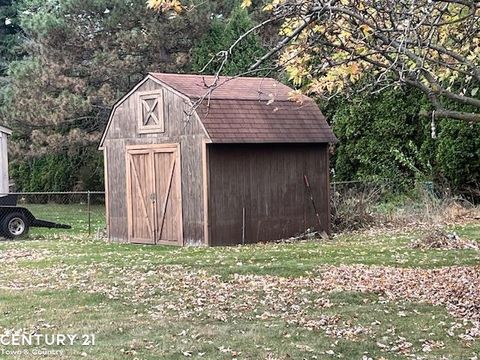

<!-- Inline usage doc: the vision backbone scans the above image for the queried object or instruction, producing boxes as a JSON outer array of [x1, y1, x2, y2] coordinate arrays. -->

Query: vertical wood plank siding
[[207, 143, 329, 246], [103, 79, 207, 245]]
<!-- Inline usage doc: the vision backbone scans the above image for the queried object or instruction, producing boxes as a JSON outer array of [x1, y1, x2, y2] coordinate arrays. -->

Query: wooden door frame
[[125, 143, 183, 245]]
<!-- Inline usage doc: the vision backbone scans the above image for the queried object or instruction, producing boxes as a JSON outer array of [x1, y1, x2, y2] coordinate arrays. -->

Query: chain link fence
[[5, 182, 399, 238], [3, 180, 465, 239], [330, 179, 479, 232], [9, 191, 106, 237]]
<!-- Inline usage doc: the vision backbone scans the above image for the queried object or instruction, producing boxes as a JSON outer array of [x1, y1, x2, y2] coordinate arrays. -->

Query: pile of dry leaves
[[317, 265, 480, 339], [411, 229, 479, 250]]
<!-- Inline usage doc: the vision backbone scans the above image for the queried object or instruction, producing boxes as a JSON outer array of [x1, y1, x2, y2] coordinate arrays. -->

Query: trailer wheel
[[1, 212, 29, 239]]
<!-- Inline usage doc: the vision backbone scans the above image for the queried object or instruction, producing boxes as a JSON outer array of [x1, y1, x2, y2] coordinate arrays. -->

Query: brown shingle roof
[[197, 100, 336, 143], [150, 73, 337, 144]]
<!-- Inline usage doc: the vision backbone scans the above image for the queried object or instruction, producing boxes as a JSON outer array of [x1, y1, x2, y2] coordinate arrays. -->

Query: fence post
[[87, 191, 91, 236]]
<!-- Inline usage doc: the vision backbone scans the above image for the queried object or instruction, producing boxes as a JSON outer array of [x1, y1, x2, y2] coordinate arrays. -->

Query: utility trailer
[[0, 194, 71, 239]]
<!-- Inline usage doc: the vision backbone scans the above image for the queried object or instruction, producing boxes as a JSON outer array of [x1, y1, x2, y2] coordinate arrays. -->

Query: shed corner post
[[202, 139, 210, 246], [103, 147, 110, 241], [326, 143, 332, 236], [0, 131, 9, 195]]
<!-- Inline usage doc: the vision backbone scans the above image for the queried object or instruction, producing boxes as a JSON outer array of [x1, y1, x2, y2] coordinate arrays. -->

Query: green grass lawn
[[0, 222, 479, 359], [15, 203, 105, 236]]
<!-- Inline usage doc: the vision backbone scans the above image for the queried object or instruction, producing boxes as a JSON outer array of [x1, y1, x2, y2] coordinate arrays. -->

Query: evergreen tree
[[331, 87, 429, 189], [0, 0, 21, 73], [1, 0, 215, 190], [0, 0, 23, 107], [191, 7, 266, 76]]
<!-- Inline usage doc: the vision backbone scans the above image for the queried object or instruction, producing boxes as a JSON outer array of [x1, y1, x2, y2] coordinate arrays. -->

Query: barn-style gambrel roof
[[150, 73, 337, 144], [100, 73, 336, 148]]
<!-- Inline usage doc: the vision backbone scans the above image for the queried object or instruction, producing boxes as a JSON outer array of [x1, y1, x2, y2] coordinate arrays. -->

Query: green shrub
[[328, 86, 479, 199], [331, 87, 428, 190], [10, 150, 103, 192], [435, 119, 480, 196]]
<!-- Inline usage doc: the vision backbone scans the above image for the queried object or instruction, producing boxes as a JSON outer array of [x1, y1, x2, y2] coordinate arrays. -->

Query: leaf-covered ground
[[0, 223, 479, 359]]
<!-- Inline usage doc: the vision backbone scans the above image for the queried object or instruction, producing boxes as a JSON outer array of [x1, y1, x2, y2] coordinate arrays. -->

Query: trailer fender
[[0, 206, 35, 224]]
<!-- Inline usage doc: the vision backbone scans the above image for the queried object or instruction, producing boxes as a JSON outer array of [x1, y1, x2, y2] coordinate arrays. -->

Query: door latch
[[149, 193, 156, 202]]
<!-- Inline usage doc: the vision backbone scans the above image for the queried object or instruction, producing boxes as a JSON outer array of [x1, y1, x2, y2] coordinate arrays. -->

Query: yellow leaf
[[172, 0, 183, 13], [147, 0, 183, 13], [339, 30, 351, 41], [288, 90, 304, 104], [349, 63, 360, 75], [312, 25, 325, 33], [263, 3, 273, 11], [241, 0, 252, 9], [359, 24, 373, 38], [147, 0, 162, 9]]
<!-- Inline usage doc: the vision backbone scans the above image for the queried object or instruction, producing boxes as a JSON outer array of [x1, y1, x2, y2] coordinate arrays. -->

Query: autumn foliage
[[150, 0, 480, 122]]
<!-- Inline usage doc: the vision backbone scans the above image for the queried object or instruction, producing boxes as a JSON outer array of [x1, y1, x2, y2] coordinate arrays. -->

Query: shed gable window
[[137, 90, 164, 133]]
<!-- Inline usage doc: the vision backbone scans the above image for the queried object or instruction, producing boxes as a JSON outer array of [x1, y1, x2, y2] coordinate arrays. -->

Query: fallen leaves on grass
[[2, 257, 480, 342], [2, 237, 480, 358], [0, 247, 50, 263], [317, 265, 480, 338]]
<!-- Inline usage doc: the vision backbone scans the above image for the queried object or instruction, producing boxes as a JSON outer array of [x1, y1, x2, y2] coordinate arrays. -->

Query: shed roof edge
[[0, 125, 12, 135]]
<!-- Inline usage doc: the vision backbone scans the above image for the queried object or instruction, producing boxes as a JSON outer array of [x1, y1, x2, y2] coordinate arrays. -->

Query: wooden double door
[[126, 144, 182, 245]]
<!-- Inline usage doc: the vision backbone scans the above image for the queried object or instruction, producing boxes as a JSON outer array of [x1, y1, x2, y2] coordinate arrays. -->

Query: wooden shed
[[99, 73, 337, 246], [0, 125, 11, 195]]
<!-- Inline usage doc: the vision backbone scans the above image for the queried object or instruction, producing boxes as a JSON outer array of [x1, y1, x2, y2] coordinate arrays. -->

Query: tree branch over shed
[[149, 0, 480, 122]]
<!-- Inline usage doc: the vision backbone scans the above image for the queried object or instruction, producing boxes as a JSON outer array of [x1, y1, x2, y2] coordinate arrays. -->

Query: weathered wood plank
[[208, 143, 330, 246], [103, 79, 207, 245]]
